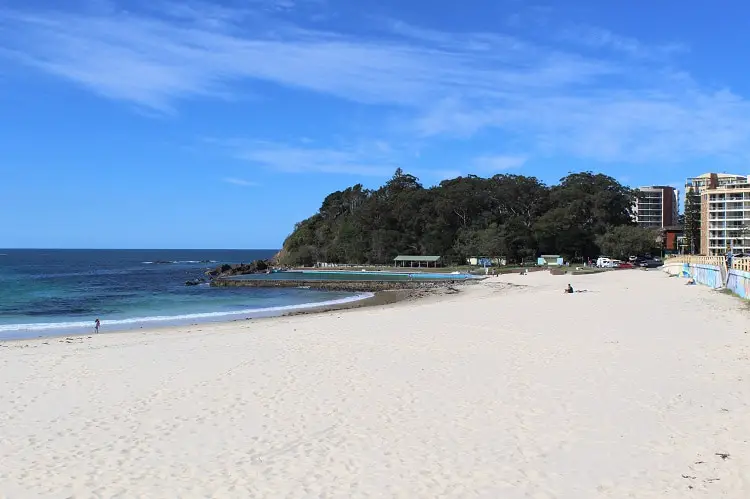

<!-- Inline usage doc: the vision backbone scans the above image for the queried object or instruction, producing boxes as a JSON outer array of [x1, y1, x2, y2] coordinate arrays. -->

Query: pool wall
[[212, 277, 481, 292], [295, 270, 477, 279]]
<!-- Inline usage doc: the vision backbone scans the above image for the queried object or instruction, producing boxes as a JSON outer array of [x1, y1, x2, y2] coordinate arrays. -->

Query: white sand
[[1, 270, 749, 498]]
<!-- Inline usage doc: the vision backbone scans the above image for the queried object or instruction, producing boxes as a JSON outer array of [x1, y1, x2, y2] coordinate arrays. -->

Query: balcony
[[708, 208, 747, 213], [710, 214, 747, 220]]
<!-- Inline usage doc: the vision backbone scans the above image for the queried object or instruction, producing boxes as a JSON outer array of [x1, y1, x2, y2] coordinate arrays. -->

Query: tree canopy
[[279, 170, 640, 266], [683, 188, 701, 254], [595, 226, 661, 259]]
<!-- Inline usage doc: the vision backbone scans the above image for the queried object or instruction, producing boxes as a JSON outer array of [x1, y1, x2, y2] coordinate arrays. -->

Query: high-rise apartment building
[[633, 186, 678, 228], [685, 172, 749, 195], [684, 173, 749, 254], [700, 175, 750, 255]]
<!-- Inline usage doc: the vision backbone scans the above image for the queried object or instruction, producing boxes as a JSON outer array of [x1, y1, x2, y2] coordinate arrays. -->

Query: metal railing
[[666, 255, 724, 266], [667, 255, 750, 272]]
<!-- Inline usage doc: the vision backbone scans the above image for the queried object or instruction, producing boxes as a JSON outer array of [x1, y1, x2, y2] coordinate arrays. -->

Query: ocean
[[0, 249, 369, 340]]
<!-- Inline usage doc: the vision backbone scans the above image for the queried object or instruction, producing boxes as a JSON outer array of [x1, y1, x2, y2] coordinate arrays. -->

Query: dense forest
[[278, 169, 661, 266]]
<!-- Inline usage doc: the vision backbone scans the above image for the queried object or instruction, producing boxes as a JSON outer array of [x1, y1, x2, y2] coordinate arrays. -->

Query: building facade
[[686, 172, 749, 195], [633, 186, 678, 228], [684, 173, 749, 255], [661, 226, 684, 254], [702, 178, 750, 255]]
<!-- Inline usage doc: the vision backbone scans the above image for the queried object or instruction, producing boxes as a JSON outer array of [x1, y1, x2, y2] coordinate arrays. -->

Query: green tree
[[535, 172, 635, 259], [595, 226, 660, 259], [278, 169, 637, 266], [683, 189, 701, 254]]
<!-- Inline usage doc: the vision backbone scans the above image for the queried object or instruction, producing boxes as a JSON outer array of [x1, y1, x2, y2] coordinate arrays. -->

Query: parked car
[[615, 262, 635, 269], [596, 256, 613, 268], [638, 258, 663, 268]]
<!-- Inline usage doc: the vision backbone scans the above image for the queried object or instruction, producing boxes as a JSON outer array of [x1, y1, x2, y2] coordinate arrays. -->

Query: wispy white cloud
[[472, 155, 527, 172], [215, 139, 399, 176], [213, 138, 466, 181], [504, 4, 554, 30], [1, 1, 749, 167], [415, 88, 750, 163], [223, 177, 258, 187], [0, 4, 619, 110], [558, 25, 688, 60]]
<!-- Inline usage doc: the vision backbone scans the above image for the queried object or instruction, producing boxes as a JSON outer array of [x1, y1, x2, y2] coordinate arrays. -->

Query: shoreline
[[0, 285, 460, 345]]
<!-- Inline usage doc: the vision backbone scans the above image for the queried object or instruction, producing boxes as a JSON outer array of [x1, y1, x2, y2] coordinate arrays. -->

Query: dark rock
[[206, 259, 273, 278]]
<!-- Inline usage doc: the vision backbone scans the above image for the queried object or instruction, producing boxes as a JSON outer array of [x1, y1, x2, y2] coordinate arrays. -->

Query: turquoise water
[[0, 250, 370, 340], [230, 270, 478, 282]]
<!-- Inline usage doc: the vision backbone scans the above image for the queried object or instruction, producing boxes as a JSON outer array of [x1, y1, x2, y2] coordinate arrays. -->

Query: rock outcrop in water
[[206, 259, 272, 278]]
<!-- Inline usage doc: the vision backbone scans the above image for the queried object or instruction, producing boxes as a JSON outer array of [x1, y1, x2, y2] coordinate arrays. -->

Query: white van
[[596, 256, 613, 268]]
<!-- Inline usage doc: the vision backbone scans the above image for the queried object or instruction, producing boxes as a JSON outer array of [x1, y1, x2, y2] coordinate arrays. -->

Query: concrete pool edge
[[212, 277, 485, 292]]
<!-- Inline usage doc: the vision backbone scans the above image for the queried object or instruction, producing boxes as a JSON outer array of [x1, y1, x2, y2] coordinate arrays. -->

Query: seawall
[[727, 268, 750, 299], [663, 256, 750, 299], [211, 278, 481, 292], [662, 261, 724, 289]]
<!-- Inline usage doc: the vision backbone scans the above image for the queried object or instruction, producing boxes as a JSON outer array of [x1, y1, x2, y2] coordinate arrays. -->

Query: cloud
[[223, 177, 258, 187], [558, 25, 688, 60], [472, 155, 527, 172], [215, 138, 461, 181], [215, 139, 398, 176], [0, 4, 619, 111], [1, 2, 749, 166], [503, 4, 554, 30], [415, 88, 750, 163]]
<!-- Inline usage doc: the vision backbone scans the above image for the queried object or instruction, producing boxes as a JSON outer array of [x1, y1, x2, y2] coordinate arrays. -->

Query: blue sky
[[1, 0, 749, 248]]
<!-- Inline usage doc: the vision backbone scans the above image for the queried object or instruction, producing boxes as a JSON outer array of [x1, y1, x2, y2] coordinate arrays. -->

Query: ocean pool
[[228, 270, 479, 282]]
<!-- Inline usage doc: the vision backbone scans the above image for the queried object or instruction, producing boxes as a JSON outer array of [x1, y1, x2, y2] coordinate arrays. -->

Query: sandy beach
[[1, 270, 748, 498]]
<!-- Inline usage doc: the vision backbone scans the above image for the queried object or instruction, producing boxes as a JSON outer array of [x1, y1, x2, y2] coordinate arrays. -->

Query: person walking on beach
[[94, 318, 100, 334]]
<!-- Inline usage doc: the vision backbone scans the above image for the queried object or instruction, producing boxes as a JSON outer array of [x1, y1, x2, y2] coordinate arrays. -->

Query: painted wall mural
[[662, 258, 749, 300], [662, 262, 726, 290], [727, 269, 750, 299], [691, 264, 723, 289]]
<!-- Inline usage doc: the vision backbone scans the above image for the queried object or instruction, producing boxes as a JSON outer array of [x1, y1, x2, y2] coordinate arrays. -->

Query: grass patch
[[717, 288, 750, 311]]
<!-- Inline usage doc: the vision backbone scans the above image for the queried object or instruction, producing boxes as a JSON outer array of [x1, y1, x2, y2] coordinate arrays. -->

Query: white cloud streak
[[558, 25, 688, 60], [472, 155, 527, 172], [0, 1, 749, 166], [223, 177, 258, 186], [215, 139, 399, 176], [0, 4, 620, 110]]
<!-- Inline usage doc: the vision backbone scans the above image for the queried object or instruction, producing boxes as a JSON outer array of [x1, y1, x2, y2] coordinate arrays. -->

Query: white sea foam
[[0, 292, 374, 334]]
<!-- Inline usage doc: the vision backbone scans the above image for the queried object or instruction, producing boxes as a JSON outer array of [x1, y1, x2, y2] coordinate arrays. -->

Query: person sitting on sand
[[564, 284, 574, 293], [685, 278, 696, 285]]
